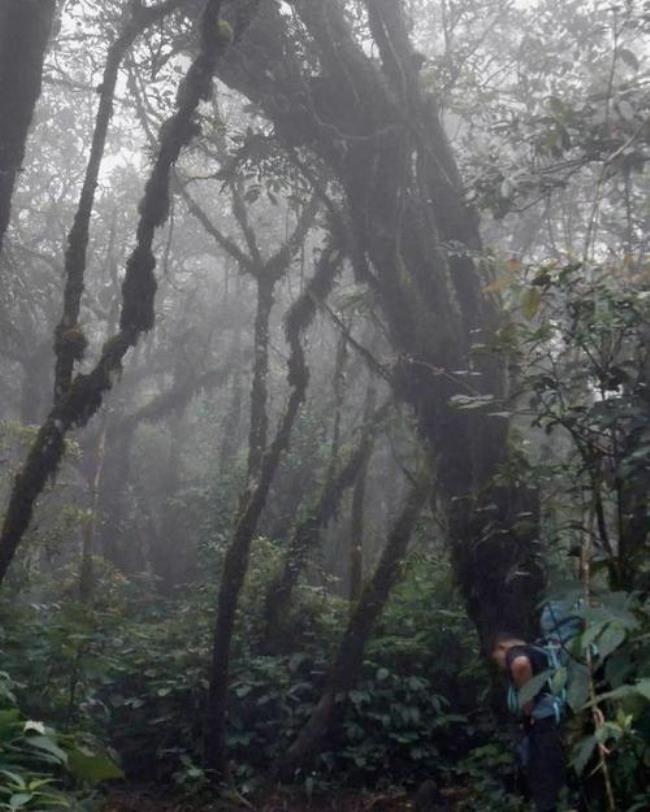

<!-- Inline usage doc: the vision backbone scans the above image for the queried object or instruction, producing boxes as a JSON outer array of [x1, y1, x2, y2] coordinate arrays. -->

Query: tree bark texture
[[0, 0, 55, 255], [349, 385, 378, 605], [278, 471, 430, 777], [218, 0, 544, 645], [79, 412, 109, 602], [0, 0, 257, 586], [53, 0, 188, 404]]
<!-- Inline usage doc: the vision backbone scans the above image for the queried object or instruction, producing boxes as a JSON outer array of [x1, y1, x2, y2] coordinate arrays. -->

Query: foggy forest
[[1, 0, 649, 810]]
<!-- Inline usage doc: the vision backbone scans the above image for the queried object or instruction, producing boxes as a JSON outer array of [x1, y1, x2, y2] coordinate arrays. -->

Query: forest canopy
[[0, 1, 649, 810]]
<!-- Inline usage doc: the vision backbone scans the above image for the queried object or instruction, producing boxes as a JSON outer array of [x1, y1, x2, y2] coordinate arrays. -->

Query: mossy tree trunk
[[53, 0, 188, 404], [218, 0, 544, 646], [0, 0, 55, 255]]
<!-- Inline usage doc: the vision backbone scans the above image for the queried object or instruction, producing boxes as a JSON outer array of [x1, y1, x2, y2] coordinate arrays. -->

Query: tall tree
[[0, 0, 56, 254], [217, 0, 544, 644]]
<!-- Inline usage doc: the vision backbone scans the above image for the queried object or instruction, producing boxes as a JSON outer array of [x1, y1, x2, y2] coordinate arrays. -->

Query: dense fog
[[1, 2, 649, 810]]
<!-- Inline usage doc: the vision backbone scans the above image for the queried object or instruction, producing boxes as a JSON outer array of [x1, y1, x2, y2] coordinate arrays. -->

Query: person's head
[[490, 631, 526, 671]]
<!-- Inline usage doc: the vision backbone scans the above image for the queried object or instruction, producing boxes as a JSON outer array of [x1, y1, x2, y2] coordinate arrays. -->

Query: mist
[[1, 1, 649, 810]]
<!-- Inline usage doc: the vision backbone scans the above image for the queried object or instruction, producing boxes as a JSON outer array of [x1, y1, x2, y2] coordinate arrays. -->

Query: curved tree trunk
[[0, 0, 55, 255], [247, 275, 273, 477]]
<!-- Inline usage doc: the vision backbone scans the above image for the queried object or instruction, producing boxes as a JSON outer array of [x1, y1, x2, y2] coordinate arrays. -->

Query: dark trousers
[[523, 717, 566, 812]]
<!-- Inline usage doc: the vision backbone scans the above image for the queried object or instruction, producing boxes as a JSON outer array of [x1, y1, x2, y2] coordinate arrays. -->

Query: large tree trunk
[[0, 0, 55, 255], [218, 0, 544, 646]]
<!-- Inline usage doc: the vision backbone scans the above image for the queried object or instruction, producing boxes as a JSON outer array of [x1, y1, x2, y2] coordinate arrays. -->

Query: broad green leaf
[[595, 624, 627, 660], [67, 749, 124, 783], [25, 736, 67, 764], [8, 794, 32, 809], [550, 666, 567, 695], [0, 711, 22, 740], [605, 652, 633, 687], [517, 669, 552, 707], [0, 772, 25, 790], [572, 734, 596, 775], [567, 664, 590, 712], [583, 681, 650, 707], [580, 620, 607, 651], [595, 722, 622, 745], [521, 287, 542, 320], [634, 679, 650, 701]]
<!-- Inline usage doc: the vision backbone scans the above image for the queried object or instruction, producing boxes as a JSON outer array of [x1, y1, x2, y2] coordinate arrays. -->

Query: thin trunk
[[583, 505, 616, 812], [263, 398, 390, 644], [96, 422, 133, 573], [79, 412, 109, 602], [152, 408, 184, 590], [278, 471, 430, 776], [247, 275, 273, 478], [327, 332, 349, 473], [204, 246, 341, 776], [349, 385, 377, 605], [0, 0, 55, 254]]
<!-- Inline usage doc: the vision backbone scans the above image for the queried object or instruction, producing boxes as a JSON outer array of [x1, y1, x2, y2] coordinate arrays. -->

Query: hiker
[[492, 632, 567, 812]]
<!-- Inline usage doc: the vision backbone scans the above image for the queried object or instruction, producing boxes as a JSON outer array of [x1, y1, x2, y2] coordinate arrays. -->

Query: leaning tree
[[213, 0, 545, 646]]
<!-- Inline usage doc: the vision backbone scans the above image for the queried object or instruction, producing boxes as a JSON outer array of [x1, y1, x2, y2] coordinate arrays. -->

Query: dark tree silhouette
[[0, 0, 56, 254]]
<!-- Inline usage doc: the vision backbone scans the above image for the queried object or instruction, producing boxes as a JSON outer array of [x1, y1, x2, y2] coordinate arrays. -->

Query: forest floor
[[102, 785, 427, 811]]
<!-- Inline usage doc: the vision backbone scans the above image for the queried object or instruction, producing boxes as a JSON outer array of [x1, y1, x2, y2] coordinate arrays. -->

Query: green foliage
[[568, 591, 650, 803], [481, 254, 650, 807], [0, 671, 119, 810], [215, 20, 233, 46], [0, 547, 496, 797], [453, 741, 525, 811]]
